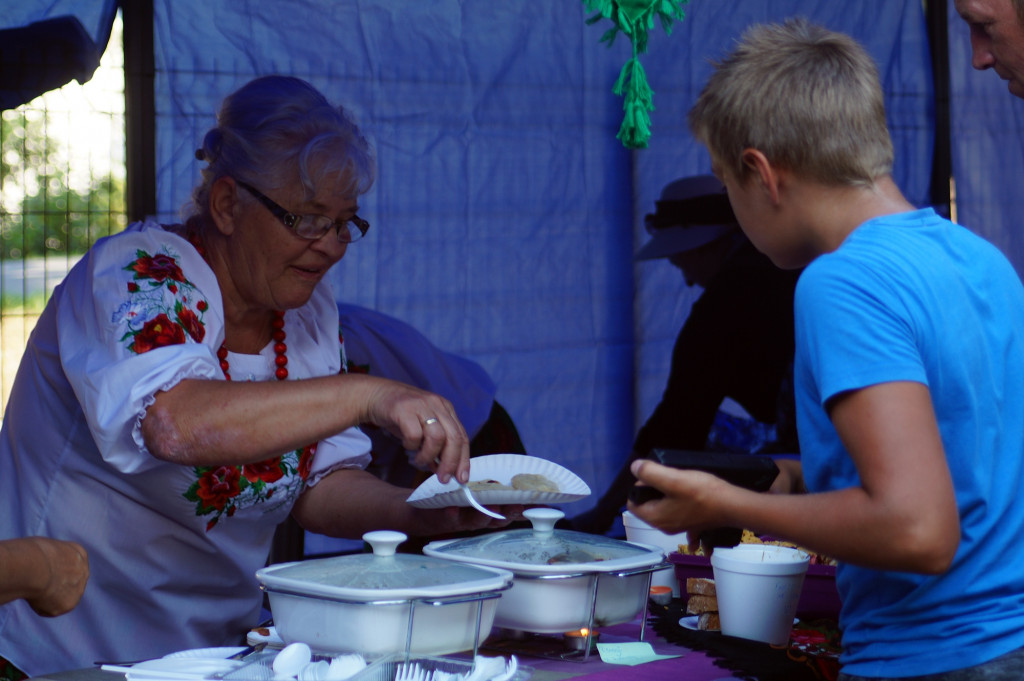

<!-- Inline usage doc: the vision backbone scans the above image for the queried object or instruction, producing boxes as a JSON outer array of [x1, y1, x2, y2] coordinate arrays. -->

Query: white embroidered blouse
[[0, 220, 371, 674]]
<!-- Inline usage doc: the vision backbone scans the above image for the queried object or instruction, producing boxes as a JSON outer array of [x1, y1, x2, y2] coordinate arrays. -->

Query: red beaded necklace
[[186, 227, 319, 473], [216, 310, 289, 381], [187, 230, 288, 382]]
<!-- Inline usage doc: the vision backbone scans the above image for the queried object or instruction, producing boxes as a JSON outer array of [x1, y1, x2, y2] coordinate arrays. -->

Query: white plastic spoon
[[459, 482, 505, 520], [433, 458, 505, 520]]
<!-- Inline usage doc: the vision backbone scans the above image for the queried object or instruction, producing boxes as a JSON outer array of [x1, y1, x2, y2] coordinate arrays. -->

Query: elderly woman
[[0, 75, 515, 676]]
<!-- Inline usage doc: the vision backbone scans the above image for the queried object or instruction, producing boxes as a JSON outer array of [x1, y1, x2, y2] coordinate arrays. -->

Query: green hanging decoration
[[582, 0, 690, 149]]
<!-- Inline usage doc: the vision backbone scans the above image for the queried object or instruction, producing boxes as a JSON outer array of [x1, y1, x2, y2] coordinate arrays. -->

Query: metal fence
[[0, 15, 126, 410]]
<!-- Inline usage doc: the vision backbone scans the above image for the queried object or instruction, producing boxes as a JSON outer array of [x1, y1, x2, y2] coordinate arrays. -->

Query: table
[[27, 602, 836, 681], [28, 645, 742, 681], [470, 599, 839, 681], [483, 616, 749, 681]]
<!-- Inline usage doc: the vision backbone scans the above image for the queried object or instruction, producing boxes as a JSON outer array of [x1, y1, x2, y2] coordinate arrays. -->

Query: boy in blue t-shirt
[[629, 18, 1024, 679]]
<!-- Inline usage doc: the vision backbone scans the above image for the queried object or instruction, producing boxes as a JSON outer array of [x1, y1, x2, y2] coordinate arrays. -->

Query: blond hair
[[688, 18, 892, 187]]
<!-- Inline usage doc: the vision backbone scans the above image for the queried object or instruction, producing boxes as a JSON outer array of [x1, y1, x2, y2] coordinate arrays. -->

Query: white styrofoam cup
[[710, 544, 809, 645]]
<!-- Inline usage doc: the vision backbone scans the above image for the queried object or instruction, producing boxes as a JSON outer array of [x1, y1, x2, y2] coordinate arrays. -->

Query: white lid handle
[[524, 507, 563, 535], [363, 530, 407, 556]]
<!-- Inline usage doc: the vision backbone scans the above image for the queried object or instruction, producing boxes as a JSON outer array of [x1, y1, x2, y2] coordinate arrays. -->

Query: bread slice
[[685, 595, 719, 614], [697, 612, 721, 631], [686, 577, 717, 597]]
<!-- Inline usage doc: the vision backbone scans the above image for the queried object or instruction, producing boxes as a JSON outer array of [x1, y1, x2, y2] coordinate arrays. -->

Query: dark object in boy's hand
[[628, 449, 780, 549]]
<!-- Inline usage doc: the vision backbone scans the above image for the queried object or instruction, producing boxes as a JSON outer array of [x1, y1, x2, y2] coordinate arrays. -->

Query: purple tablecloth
[[482, 616, 746, 681], [482, 602, 839, 681]]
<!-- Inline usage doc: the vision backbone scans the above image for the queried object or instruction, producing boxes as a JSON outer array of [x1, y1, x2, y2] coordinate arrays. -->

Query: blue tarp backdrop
[[148, 0, 937, 535], [3, 1, 1023, 545]]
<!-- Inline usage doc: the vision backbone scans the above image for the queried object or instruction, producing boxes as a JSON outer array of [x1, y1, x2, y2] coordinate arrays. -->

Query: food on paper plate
[[511, 473, 560, 493], [466, 479, 514, 491], [464, 472, 561, 494]]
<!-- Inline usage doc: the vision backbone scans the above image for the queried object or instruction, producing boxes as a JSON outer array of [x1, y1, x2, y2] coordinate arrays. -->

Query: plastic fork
[[396, 662, 434, 681], [429, 672, 461, 681]]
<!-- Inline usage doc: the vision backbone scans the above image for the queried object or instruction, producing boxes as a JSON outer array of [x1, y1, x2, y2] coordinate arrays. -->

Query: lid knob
[[363, 530, 407, 556], [524, 507, 563, 535]]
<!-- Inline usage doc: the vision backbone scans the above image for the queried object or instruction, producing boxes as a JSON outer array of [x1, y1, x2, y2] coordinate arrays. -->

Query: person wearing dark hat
[[569, 175, 802, 535]]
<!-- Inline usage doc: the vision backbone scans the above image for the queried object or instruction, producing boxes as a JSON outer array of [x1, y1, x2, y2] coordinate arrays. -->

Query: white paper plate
[[406, 454, 591, 509], [678, 615, 705, 631], [163, 646, 247, 659]]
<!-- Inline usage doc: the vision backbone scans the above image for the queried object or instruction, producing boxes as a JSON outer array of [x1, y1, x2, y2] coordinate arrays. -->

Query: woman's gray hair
[[688, 17, 893, 188], [187, 75, 375, 223]]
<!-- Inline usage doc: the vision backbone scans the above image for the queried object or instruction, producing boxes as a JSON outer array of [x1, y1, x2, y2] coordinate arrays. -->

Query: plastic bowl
[[621, 511, 687, 596]]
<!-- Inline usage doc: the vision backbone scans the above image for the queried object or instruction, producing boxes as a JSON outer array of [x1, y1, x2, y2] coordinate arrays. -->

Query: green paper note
[[596, 641, 682, 665]]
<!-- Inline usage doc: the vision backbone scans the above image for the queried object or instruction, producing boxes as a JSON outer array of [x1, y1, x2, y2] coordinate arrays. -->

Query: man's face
[[668, 244, 724, 289], [955, 0, 1024, 98]]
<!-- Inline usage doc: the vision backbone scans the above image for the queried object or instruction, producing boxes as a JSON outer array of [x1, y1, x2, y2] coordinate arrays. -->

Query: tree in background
[[0, 108, 125, 262]]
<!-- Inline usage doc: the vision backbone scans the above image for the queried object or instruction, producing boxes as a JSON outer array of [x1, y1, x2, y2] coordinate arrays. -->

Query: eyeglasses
[[237, 180, 369, 244]]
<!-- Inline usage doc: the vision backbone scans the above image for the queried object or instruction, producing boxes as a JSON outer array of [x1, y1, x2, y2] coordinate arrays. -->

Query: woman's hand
[[362, 378, 470, 484]]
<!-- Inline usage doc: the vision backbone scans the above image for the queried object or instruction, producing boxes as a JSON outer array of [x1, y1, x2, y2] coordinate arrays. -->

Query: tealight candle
[[563, 628, 600, 651], [649, 585, 673, 605]]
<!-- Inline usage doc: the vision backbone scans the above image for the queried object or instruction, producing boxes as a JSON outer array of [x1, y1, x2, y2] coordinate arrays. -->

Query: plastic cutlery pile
[[102, 645, 519, 681], [397, 655, 518, 681], [269, 643, 367, 680], [102, 643, 367, 681]]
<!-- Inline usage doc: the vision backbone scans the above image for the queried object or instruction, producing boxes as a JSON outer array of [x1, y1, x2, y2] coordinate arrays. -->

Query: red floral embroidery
[[243, 457, 286, 484], [131, 253, 185, 283], [176, 305, 205, 343], [117, 246, 309, 533], [298, 444, 317, 480], [346, 361, 370, 374], [119, 249, 208, 356], [186, 446, 313, 532], [130, 313, 186, 353], [196, 466, 242, 512]]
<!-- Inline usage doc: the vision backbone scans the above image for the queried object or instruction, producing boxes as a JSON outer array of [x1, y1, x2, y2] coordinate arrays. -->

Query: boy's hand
[[626, 459, 733, 537]]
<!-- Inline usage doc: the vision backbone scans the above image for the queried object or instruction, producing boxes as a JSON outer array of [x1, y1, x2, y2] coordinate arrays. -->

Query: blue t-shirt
[[795, 208, 1024, 676]]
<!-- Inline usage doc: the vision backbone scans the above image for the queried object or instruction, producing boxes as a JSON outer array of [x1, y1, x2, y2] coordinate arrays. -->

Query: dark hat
[[634, 175, 739, 261]]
